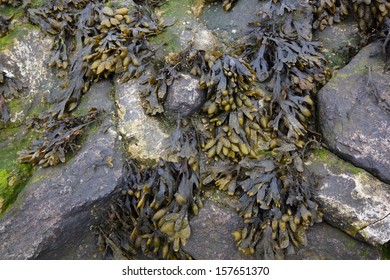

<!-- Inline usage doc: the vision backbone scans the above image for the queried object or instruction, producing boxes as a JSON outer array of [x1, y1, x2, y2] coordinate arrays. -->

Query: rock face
[[164, 74, 206, 118], [318, 41, 390, 184], [115, 79, 170, 162], [0, 82, 125, 260], [304, 148, 390, 246]]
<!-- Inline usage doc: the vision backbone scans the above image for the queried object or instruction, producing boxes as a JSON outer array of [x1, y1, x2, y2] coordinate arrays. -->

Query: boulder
[[0, 81, 125, 260], [164, 74, 206, 118], [115, 79, 170, 162], [318, 41, 390, 184], [304, 148, 390, 246]]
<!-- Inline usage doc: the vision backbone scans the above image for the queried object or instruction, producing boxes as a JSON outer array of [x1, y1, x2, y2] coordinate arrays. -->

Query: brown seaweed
[[97, 158, 202, 260], [28, 1, 164, 117], [17, 109, 98, 167]]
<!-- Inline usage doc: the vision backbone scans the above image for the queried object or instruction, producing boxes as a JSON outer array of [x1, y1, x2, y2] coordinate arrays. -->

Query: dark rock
[[164, 74, 206, 118], [0, 82, 125, 260], [314, 18, 362, 68], [184, 189, 255, 260], [318, 41, 390, 184], [289, 222, 381, 260], [304, 148, 390, 246]]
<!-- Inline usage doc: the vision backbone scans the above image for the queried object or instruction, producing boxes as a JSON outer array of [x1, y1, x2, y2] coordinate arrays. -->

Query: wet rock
[[0, 82, 124, 260], [304, 148, 390, 246], [164, 74, 205, 118], [318, 41, 390, 184], [314, 18, 362, 68], [184, 188, 255, 260], [289, 222, 381, 260], [0, 26, 60, 124], [115, 79, 170, 162]]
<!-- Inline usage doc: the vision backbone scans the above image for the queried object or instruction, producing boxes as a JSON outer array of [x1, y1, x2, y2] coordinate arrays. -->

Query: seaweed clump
[[0, 65, 25, 123], [17, 109, 98, 167], [27, 0, 165, 117], [310, 0, 390, 32], [97, 119, 203, 259]]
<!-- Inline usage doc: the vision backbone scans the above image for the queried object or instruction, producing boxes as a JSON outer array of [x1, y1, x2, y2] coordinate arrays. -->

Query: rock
[[192, 29, 220, 52], [304, 148, 390, 246], [183, 188, 255, 260], [115, 79, 170, 162], [318, 41, 390, 184], [289, 222, 381, 260], [0, 26, 60, 124], [164, 74, 205, 118], [0, 81, 125, 259], [314, 18, 362, 68]]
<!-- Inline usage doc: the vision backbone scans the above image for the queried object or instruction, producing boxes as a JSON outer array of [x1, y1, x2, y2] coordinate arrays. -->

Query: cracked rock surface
[[304, 148, 390, 246]]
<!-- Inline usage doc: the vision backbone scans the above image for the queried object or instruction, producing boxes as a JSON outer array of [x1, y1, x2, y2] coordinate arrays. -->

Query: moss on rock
[[0, 128, 35, 215], [312, 148, 363, 175]]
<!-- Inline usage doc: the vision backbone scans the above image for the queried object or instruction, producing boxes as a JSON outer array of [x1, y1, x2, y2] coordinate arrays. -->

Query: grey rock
[[164, 74, 206, 118], [289, 222, 381, 260], [304, 148, 390, 246], [115, 79, 170, 162], [0, 83, 124, 260], [318, 41, 390, 183], [314, 18, 362, 68], [0, 27, 60, 124], [184, 189, 255, 260]]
